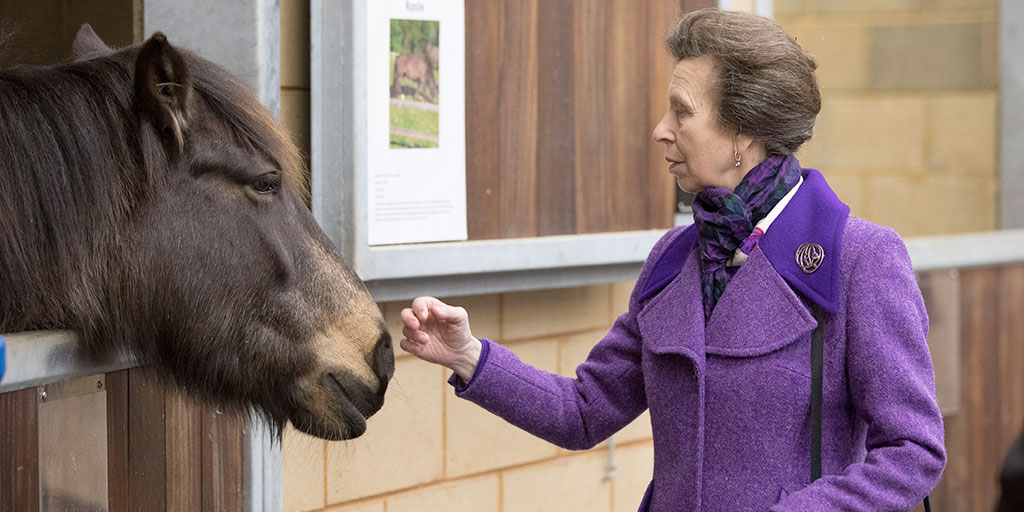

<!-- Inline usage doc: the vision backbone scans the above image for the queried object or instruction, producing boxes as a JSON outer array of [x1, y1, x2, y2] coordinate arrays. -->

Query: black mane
[[0, 45, 302, 340]]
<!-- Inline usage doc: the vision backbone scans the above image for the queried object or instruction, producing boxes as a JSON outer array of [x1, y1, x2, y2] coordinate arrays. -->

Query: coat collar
[[637, 167, 849, 358], [758, 168, 849, 314]]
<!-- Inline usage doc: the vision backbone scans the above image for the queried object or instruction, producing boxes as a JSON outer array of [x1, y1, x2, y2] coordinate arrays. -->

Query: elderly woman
[[401, 8, 945, 511]]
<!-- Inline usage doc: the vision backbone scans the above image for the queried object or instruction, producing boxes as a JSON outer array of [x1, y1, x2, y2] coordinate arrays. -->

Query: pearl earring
[[734, 151, 741, 167]]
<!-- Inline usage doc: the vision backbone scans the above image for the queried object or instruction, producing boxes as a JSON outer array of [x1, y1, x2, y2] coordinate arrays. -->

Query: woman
[[401, 9, 945, 511]]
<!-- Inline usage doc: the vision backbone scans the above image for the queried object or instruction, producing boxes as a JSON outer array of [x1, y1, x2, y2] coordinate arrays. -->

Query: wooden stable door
[[0, 368, 243, 512]]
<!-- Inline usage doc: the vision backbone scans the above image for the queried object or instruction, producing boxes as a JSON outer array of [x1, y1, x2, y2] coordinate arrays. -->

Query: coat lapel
[[638, 245, 707, 366], [704, 246, 816, 356]]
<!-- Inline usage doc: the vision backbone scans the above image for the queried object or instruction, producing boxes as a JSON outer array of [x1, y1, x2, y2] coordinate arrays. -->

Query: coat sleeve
[[772, 226, 947, 511], [446, 227, 686, 450]]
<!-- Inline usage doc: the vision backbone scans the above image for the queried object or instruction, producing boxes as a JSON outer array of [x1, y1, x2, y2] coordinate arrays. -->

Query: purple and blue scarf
[[692, 155, 803, 320]]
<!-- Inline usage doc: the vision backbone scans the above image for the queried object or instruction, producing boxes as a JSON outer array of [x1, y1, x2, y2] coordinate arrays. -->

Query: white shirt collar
[[728, 175, 804, 267]]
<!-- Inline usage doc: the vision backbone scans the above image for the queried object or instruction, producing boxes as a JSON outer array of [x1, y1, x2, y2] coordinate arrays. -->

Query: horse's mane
[[0, 43, 305, 336]]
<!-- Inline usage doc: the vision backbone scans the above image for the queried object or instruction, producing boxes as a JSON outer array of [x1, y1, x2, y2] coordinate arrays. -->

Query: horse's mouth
[[290, 372, 378, 440]]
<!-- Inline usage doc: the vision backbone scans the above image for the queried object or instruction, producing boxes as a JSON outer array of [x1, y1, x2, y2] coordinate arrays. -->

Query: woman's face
[[653, 56, 747, 194]]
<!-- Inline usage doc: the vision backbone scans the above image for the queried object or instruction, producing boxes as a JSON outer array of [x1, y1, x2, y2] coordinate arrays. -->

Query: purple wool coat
[[450, 169, 946, 511]]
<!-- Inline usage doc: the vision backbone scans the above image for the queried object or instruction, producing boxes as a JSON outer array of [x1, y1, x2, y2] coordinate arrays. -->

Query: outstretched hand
[[400, 297, 483, 381]]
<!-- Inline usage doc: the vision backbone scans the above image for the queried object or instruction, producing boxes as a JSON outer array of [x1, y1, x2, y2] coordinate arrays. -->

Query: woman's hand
[[400, 297, 482, 381]]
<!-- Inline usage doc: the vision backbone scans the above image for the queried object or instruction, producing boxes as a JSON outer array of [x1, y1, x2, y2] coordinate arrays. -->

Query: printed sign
[[367, 0, 467, 246]]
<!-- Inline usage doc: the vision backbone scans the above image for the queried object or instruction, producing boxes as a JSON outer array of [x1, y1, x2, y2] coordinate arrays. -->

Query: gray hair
[[665, 8, 821, 156]]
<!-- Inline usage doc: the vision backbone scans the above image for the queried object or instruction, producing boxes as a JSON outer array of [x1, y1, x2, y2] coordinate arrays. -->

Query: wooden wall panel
[[127, 367, 168, 512], [107, 370, 130, 512], [166, 392, 203, 511], [534, 0, 576, 236], [572, 0, 612, 234], [201, 410, 243, 511], [0, 387, 39, 512], [464, 0, 708, 240], [464, 0, 503, 240], [920, 264, 1024, 512], [497, 0, 539, 239]]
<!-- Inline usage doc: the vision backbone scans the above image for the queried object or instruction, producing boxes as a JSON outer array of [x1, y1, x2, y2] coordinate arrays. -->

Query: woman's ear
[[134, 32, 193, 155], [71, 24, 112, 61]]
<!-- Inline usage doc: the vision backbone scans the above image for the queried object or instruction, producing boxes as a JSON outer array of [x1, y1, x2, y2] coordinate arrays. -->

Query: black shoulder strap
[[809, 304, 932, 511]]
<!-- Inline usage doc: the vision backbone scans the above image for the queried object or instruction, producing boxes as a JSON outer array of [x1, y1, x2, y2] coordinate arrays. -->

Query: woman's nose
[[652, 112, 673, 144]]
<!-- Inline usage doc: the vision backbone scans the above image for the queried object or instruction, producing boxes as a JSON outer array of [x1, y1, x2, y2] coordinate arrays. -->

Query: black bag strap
[[809, 305, 932, 512], [811, 304, 824, 482]]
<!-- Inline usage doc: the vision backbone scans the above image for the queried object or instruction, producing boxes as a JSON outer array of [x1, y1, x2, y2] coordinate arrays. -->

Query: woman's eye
[[252, 173, 280, 194]]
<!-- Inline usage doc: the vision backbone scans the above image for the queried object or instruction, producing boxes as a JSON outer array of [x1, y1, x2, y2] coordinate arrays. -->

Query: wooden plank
[[201, 409, 244, 511], [127, 367, 167, 512], [464, 0, 503, 240], [998, 264, 1024, 451], [572, 0, 611, 233], [960, 267, 1003, 511], [680, 0, 716, 11], [534, 0, 576, 236], [107, 370, 130, 512], [647, 0, 683, 230], [607, 0, 653, 232], [0, 387, 39, 512], [497, 0, 539, 239], [165, 392, 202, 512]]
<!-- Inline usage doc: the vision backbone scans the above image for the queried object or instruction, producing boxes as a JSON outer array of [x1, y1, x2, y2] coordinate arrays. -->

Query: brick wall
[[777, 0, 999, 236]]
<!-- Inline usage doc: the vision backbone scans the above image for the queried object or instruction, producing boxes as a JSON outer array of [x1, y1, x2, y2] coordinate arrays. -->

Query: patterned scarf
[[692, 155, 803, 320]]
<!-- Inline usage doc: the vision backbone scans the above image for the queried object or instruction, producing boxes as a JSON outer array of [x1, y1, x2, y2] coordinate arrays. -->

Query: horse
[[0, 25, 394, 441], [390, 51, 438, 103]]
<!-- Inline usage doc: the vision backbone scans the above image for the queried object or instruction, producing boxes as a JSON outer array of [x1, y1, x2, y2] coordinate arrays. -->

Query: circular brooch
[[796, 243, 825, 274]]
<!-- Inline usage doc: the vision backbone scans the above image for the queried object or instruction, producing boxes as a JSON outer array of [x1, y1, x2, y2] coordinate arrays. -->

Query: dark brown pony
[[390, 50, 438, 103], [0, 26, 393, 441]]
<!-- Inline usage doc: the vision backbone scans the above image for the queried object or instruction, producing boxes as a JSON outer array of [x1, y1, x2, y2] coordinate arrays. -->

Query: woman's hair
[[665, 8, 820, 156]]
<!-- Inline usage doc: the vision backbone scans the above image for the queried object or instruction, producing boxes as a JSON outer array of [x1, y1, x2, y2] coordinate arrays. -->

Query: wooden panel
[[127, 367, 167, 512], [464, 0, 502, 240], [534, 0, 576, 236], [464, 0, 703, 240], [201, 409, 243, 511], [961, 267, 1003, 511], [647, 0, 685, 229], [0, 387, 39, 512], [107, 370, 130, 512], [997, 264, 1024, 452], [497, 0, 539, 239], [166, 392, 202, 511], [572, 0, 612, 234], [923, 264, 1024, 512]]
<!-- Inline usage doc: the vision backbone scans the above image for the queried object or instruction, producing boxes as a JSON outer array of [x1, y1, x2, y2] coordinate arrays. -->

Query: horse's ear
[[134, 32, 193, 154], [72, 24, 112, 61]]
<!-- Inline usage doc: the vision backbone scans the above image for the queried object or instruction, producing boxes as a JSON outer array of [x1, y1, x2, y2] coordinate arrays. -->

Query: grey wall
[[143, 0, 280, 117], [1002, 0, 1024, 229]]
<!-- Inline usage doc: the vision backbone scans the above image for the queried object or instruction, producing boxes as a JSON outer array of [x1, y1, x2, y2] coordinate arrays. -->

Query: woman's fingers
[[411, 296, 440, 322], [400, 307, 420, 330]]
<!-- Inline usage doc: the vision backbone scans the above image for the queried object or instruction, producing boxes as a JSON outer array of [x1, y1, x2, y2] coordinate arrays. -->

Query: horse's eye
[[252, 173, 280, 194]]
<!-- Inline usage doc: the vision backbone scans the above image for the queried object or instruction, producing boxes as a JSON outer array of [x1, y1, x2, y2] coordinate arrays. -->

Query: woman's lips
[[668, 161, 685, 173]]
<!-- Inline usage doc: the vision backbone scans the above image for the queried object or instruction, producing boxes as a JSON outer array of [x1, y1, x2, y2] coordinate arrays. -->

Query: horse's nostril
[[372, 329, 395, 383]]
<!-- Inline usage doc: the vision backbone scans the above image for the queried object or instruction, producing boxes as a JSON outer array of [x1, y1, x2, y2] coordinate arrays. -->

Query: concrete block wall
[[777, 0, 1000, 236]]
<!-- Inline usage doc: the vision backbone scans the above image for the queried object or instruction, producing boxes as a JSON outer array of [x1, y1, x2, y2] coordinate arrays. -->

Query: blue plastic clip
[[0, 334, 5, 382]]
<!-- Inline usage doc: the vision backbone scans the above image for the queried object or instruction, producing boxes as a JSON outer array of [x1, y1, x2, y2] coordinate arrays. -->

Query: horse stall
[[0, 334, 247, 511]]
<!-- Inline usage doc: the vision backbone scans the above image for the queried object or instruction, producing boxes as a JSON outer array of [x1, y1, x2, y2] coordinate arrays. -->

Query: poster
[[366, 0, 467, 246]]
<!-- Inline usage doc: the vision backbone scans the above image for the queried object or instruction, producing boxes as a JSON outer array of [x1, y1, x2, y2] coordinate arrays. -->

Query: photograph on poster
[[389, 19, 440, 149], [366, 0, 466, 246]]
